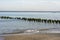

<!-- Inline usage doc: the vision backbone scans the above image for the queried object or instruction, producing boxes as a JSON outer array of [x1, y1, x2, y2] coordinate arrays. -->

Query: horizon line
[[0, 11, 60, 12]]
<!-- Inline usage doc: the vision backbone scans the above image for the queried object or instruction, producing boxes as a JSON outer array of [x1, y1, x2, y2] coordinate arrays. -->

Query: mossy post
[[47, 19, 52, 23], [0, 16, 60, 24], [22, 18, 27, 20]]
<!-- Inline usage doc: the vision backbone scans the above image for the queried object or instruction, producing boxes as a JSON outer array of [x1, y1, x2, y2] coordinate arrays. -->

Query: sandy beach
[[0, 33, 60, 40]]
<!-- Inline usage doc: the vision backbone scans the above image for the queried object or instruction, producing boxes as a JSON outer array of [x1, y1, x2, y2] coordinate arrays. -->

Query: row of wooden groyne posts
[[0, 16, 60, 24]]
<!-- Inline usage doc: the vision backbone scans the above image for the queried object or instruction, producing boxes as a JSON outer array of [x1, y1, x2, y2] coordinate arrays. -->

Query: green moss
[[0, 16, 60, 24]]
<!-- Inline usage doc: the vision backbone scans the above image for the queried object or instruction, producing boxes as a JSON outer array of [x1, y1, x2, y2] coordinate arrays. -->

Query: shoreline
[[0, 31, 60, 36], [0, 28, 60, 36]]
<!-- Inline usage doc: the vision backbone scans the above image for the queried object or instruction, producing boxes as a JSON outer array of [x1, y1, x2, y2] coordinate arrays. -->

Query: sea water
[[0, 12, 60, 35]]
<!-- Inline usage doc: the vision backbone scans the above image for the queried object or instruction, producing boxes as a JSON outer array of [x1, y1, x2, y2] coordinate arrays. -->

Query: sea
[[0, 12, 60, 35]]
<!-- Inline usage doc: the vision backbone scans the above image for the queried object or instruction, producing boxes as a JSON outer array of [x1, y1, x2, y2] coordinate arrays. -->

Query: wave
[[0, 28, 60, 36]]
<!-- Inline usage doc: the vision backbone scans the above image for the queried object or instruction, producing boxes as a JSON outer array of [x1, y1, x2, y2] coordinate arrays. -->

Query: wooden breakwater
[[22, 18, 60, 24], [0, 16, 60, 24]]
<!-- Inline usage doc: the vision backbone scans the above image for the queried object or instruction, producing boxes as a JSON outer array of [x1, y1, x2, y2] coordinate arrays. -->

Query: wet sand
[[1, 33, 60, 40]]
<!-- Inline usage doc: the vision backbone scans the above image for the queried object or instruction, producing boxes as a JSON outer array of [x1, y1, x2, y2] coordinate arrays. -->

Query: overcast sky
[[0, 0, 60, 11]]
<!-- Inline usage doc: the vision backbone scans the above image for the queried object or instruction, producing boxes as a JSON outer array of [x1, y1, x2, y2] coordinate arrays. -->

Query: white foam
[[24, 30, 39, 33], [46, 31, 60, 33]]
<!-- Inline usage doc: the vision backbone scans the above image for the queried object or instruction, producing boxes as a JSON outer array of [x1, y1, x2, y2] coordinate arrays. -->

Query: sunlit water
[[0, 12, 60, 35]]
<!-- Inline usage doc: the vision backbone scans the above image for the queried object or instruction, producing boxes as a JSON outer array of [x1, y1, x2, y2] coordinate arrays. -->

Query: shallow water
[[0, 19, 60, 35], [0, 12, 60, 35]]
